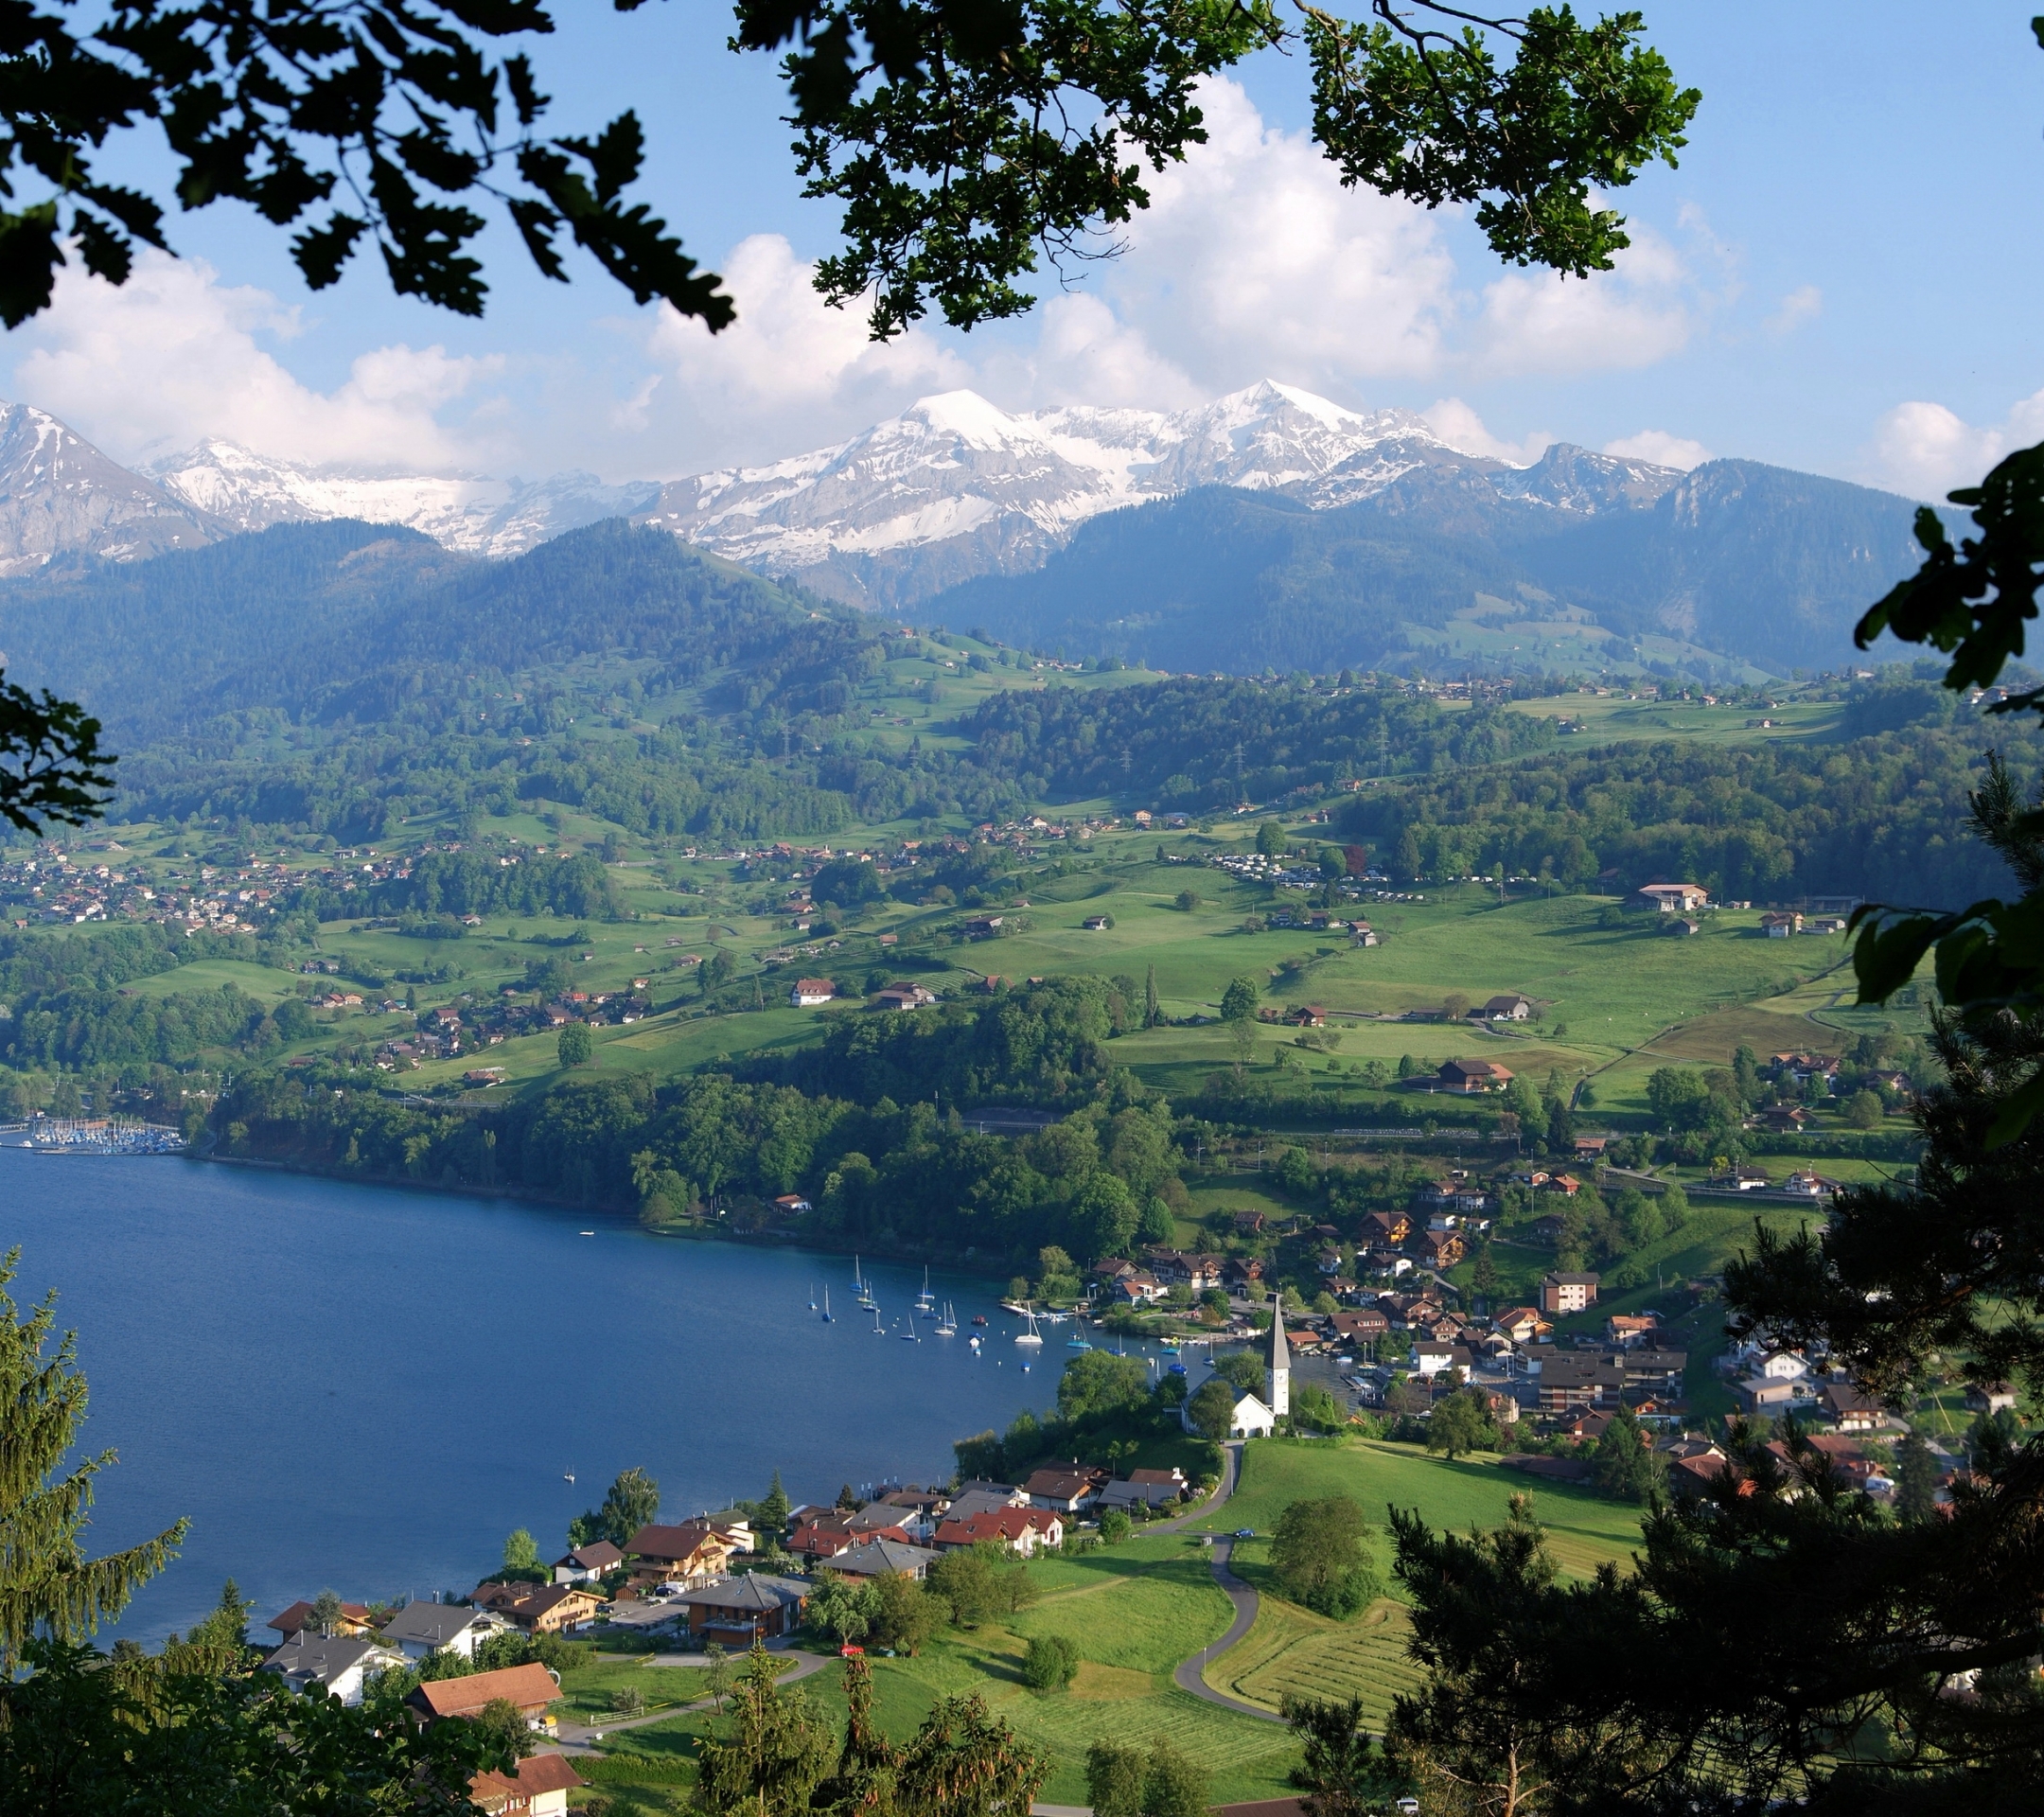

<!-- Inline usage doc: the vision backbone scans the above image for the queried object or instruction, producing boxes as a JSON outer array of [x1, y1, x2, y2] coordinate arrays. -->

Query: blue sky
[[10, 1, 2044, 495]]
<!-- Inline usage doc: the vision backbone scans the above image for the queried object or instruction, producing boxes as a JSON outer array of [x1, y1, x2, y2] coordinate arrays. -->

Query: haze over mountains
[[0, 381, 1933, 678]]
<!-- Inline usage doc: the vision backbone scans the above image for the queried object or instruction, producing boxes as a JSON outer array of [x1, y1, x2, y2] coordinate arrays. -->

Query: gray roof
[[824, 1537, 938, 1578], [380, 1601, 488, 1647], [674, 1573, 811, 1612], [1268, 1290, 1290, 1372], [944, 1489, 1027, 1524], [261, 1631, 391, 1685]]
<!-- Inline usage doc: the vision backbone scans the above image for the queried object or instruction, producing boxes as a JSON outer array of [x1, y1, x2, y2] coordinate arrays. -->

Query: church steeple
[[1266, 1289, 1290, 1418]]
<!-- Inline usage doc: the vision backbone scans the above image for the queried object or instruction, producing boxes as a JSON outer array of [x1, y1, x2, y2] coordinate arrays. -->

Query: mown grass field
[[576, 1532, 1301, 1810]]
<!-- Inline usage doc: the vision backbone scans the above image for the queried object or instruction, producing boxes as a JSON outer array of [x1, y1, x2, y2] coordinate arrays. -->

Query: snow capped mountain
[[0, 379, 1679, 604], [149, 441, 659, 558], [0, 404, 220, 578], [640, 379, 1464, 605]]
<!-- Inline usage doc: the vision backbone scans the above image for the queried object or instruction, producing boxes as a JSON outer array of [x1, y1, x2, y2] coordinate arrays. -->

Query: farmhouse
[[872, 981, 936, 1010], [407, 1663, 560, 1728], [1479, 994, 1533, 1021], [468, 1755, 585, 1817], [624, 1521, 733, 1585], [1631, 882, 1710, 913], [260, 1632, 403, 1705], [1436, 1057, 1514, 1093], [789, 979, 837, 1007], [671, 1573, 810, 1642], [1760, 910, 1803, 938]]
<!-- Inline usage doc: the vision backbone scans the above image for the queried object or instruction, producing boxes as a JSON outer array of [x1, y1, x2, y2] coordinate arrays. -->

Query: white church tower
[[1266, 1289, 1290, 1418]]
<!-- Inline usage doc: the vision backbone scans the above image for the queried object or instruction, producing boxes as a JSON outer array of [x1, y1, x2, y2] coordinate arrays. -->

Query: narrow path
[[548, 1645, 830, 1751]]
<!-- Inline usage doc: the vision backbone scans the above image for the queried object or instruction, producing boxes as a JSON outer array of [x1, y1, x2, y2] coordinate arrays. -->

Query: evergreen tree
[[819, 1653, 898, 1816], [1282, 1694, 1383, 1817], [893, 1691, 1047, 1817], [1087, 1739, 1147, 1817], [758, 1469, 791, 1540], [1588, 1405, 1665, 1503], [185, 1578, 254, 1652], [695, 1642, 835, 1817], [1893, 1429, 1941, 1523], [1144, 963, 1160, 1029], [0, 1251, 187, 1668]]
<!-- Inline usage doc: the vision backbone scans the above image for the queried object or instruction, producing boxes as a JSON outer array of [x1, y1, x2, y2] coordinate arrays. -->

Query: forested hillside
[[1339, 717, 2039, 907], [925, 458, 1927, 678]]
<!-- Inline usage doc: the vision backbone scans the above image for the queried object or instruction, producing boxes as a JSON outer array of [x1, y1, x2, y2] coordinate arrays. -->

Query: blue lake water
[[1, 1149, 1167, 1646]]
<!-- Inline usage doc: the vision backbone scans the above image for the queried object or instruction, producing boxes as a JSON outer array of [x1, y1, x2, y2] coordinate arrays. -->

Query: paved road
[[1158, 1441, 1285, 1724]]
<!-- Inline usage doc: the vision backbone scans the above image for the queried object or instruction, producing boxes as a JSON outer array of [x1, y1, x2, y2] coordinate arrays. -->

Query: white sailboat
[[902, 1307, 921, 1342], [935, 1300, 959, 1335], [871, 1302, 886, 1334], [854, 1255, 875, 1309], [1013, 1301, 1044, 1346], [916, 1267, 936, 1313]]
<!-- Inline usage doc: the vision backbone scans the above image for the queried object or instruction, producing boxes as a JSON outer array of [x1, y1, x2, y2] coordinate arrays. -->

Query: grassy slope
[[1189, 1438, 1644, 1719], [584, 1533, 1301, 1808]]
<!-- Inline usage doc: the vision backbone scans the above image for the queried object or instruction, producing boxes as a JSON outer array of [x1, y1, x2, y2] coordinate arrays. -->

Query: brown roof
[[409, 1662, 559, 1720], [267, 1598, 371, 1635], [471, 1753, 586, 1810], [626, 1521, 725, 1561]]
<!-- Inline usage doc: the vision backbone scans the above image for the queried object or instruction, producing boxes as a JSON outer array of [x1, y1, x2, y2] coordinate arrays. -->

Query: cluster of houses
[[252, 1463, 1197, 1712]]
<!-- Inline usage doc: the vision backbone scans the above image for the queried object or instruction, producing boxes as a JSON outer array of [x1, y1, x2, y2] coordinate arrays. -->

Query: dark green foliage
[[1588, 1405, 1665, 1503], [568, 1466, 660, 1551], [556, 1022, 592, 1068], [1054, 1350, 1151, 1423], [1894, 1430, 1941, 1523], [1186, 1377, 1239, 1441], [0, 671, 112, 833], [1282, 1693, 1384, 1817], [0, 1636, 508, 1816], [1270, 1496, 1379, 1619], [1211, 1349, 1266, 1398], [1020, 1632, 1079, 1692], [1424, 1388, 1498, 1463], [1086, 1739, 1148, 1817], [926, 1543, 1038, 1629]]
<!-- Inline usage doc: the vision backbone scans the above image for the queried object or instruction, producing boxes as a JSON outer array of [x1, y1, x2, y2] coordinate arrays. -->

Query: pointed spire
[[1268, 1289, 1290, 1370]]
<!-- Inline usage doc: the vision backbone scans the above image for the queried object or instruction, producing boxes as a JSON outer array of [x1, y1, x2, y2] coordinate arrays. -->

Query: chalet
[[468, 1755, 585, 1817], [1363, 1208, 1412, 1246], [470, 1583, 601, 1636], [407, 1663, 560, 1728], [380, 1600, 502, 1661], [1606, 1314, 1660, 1349], [961, 914, 1005, 935], [1664, 1440, 1731, 1498], [1632, 883, 1709, 914], [1437, 1058, 1513, 1094], [1414, 1177, 1490, 1216], [625, 1521, 733, 1585], [1760, 910, 1803, 938], [1288, 1004, 1329, 1028], [1352, 923, 1380, 946], [789, 979, 837, 1007], [1117, 1273, 1166, 1305], [268, 1598, 374, 1639], [1224, 1258, 1266, 1291], [773, 1193, 813, 1214], [1822, 1380, 1886, 1431], [1735, 1374, 1801, 1415], [1330, 1308, 1389, 1345], [873, 981, 937, 1010], [1413, 1341, 1474, 1377], [1083, 915, 1111, 930], [1756, 1105, 1808, 1133], [931, 1507, 1065, 1556], [1573, 1136, 1608, 1160], [1232, 1210, 1267, 1235], [1024, 1463, 1109, 1513], [1965, 1382, 2018, 1415], [820, 1537, 940, 1580], [260, 1632, 403, 1705], [1480, 994, 1533, 1021], [671, 1573, 810, 1642], [1112, 1467, 1189, 1508], [1418, 1228, 1467, 1269], [1493, 1306, 1550, 1345], [1542, 1173, 1583, 1197], [1666, 917, 1701, 936], [1540, 1272, 1600, 1315]]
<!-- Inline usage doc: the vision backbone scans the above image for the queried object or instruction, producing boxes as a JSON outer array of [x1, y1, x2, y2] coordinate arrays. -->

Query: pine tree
[[759, 1469, 790, 1538], [0, 1250, 186, 1669], [695, 1642, 834, 1816], [820, 1653, 898, 1815]]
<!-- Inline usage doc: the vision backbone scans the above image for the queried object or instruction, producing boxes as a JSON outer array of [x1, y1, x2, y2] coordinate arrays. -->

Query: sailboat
[[854, 1256, 875, 1310], [902, 1308, 921, 1342], [563, 1469, 575, 1483], [916, 1267, 936, 1313], [935, 1300, 958, 1336], [1066, 1327, 1092, 1350], [871, 1302, 886, 1335], [821, 1286, 834, 1324], [1013, 1301, 1044, 1347], [808, 1284, 818, 1312]]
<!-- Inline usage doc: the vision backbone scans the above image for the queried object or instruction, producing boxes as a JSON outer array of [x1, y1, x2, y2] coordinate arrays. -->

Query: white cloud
[[1766, 284, 1822, 337], [9, 251, 497, 470], [1862, 386, 2044, 499], [635, 233, 970, 467], [1603, 429, 1712, 469], [1098, 79, 1458, 393], [1421, 397, 1554, 465], [1471, 222, 1698, 377]]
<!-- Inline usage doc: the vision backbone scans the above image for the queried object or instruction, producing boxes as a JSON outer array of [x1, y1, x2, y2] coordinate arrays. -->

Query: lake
[[1, 1149, 1161, 1646]]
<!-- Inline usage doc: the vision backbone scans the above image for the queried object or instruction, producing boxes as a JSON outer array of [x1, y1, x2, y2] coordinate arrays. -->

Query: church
[[1181, 1291, 1288, 1439]]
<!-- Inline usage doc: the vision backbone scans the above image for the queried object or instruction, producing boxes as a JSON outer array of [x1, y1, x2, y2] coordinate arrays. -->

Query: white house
[[260, 1632, 405, 1705], [379, 1600, 503, 1662], [789, 978, 837, 1007], [1758, 1349, 1809, 1380], [552, 1540, 625, 1583]]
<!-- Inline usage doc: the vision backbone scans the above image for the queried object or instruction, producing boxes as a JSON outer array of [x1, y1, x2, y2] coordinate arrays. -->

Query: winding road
[[1161, 1441, 1285, 1723]]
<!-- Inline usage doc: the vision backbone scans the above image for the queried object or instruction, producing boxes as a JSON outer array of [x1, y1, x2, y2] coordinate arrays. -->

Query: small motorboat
[[971, 1314, 988, 1327]]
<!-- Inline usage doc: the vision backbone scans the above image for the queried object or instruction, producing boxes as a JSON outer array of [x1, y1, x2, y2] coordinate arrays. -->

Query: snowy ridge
[[149, 441, 659, 558]]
